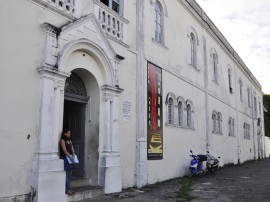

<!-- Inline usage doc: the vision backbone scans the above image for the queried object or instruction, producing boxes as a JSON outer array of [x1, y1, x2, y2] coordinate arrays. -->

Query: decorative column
[[30, 66, 70, 202], [99, 85, 123, 194]]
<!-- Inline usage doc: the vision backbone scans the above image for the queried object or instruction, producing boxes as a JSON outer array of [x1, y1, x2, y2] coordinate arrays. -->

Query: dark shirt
[[60, 139, 73, 159]]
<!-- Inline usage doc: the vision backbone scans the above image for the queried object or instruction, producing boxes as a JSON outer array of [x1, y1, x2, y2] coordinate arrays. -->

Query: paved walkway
[[80, 158, 270, 202]]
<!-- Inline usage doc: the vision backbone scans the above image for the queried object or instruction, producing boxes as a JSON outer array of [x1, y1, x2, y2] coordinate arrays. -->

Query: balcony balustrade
[[34, 0, 76, 17], [94, 3, 127, 43]]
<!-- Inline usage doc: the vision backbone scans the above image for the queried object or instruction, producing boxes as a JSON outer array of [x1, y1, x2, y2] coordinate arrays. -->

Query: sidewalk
[[79, 158, 270, 202]]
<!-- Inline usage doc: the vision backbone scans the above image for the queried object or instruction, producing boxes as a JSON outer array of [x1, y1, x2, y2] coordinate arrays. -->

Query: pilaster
[[40, 23, 59, 68], [99, 85, 123, 194], [136, 0, 148, 188], [30, 66, 70, 202]]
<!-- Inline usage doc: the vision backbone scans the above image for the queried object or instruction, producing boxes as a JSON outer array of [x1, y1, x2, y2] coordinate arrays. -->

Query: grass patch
[[176, 178, 196, 202]]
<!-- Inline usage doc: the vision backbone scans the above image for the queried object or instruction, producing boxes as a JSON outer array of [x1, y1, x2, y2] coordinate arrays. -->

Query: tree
[[263, 94, 270, 137]]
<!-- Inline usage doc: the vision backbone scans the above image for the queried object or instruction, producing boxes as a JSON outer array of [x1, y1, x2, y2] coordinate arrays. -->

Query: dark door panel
[[64, 100, 85, 178]]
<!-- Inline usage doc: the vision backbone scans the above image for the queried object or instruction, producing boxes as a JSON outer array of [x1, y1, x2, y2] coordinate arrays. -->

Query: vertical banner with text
[[147, 62, 163, 160]]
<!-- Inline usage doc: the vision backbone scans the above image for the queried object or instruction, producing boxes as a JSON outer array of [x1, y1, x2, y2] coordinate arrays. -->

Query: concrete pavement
[[78, 158, 270, 202]]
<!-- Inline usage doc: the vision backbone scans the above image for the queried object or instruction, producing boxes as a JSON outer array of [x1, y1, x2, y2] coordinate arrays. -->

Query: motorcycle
[[188, 150, 220, 177], [205, 151, 220, 174], [188, 150, 207, 177]]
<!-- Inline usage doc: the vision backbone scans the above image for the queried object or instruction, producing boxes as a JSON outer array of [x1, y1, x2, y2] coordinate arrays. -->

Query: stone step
[[68, 185, 104, 202]]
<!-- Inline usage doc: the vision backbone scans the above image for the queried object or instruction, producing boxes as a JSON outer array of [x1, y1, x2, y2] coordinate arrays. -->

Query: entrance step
[[71, 177, 91, 188], [68, 185, 104, 202]]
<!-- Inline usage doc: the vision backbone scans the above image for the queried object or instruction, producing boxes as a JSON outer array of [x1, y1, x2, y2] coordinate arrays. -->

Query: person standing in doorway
[[60, 129, 76, 195]]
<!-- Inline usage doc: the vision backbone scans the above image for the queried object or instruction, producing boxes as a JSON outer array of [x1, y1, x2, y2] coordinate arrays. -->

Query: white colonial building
[[0, 0, 266, 201]]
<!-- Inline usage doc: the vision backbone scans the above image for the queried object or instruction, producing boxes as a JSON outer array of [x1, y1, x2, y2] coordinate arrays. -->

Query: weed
[[176, 178, 196, 202]]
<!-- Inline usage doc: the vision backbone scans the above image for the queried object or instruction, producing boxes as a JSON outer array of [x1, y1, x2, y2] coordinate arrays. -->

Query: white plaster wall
[[65, 51, 104, 86], [0, 0, 265, 198], [144, 1, 205, 91], [0, 0, 72, 198], [208, 96, 238, 165], [237, 112, 254, 162], [117, 54, 137, 188], [99, 0, 138, 189], [142, 0, 264, 185], [205, 39, 237, 108], [147, 70, 207, 184]]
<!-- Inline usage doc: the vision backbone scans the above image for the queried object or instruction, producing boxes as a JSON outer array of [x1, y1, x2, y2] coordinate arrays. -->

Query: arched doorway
[[57, 39, 123, 193], [63, 73, 88, 177]]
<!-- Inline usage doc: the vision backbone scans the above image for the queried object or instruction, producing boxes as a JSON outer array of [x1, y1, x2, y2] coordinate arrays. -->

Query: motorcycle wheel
[[212, 165, 219, 173], [187, 171, 193, 178], [188, 168, 195, 178], [198, 170, 206, 177]]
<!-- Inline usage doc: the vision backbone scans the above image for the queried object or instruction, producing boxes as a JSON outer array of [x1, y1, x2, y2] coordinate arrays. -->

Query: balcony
[[94, 1, 128, 44], [33, 0, 77, 18]]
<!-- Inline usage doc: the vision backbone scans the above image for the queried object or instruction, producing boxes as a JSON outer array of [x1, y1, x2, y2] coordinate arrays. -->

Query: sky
[[196, 0, 270, 94]]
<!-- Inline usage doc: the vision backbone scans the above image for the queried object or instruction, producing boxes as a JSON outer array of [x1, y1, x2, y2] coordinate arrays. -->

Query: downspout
[[233, 65, 240, 164], [251, 89, 256, 160], [202, 34, 210, 152]]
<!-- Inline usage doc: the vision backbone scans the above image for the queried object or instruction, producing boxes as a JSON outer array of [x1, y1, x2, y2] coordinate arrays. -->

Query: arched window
[[155, 1, 163, 43], [178, 101, 183, 126], [212, 112, 217, 133], [228, 67, 232, 93], [168, 97, 174, 125], [254, 97, 257, 118], [229, 117, 235, 136], [259, 101, 262, 118], [239, 79, 243, 102], [247, 87, 251, 107], [190, 32, 197, 68], [187, 104, 191, 127], [217, 112, 222, 134], [210, 48, 218, 82], [65, 73, 88, 103], [213, 53, 217, 80]]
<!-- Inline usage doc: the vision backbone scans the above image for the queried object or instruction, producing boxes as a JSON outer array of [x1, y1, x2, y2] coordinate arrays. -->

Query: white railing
[[94, 3, 126, 42], [36, 0, 76, 17]]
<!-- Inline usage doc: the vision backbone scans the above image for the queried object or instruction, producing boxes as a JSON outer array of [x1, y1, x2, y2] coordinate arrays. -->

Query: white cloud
[[197, 0, 270, 94]]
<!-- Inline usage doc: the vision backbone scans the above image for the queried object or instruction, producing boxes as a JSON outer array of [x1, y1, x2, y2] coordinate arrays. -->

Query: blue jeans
[[64, 158, 72, 193]]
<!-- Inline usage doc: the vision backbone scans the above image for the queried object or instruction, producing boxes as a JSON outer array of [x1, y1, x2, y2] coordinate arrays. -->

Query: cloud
[[197, 0, 270, 94]]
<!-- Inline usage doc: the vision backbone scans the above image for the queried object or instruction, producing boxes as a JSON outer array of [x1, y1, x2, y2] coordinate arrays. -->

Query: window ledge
[[189, 64, 200, 72], [212, 79, 219, 85], [165, 123, 195, 131], [213, 132, 223, 135], [152, 38, 168, 50], [165, 123, 175, 127]]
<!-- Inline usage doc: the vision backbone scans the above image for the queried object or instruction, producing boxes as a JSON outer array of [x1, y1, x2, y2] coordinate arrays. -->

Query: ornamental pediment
[[41, 14, 117, 69], [59, 14, 116, 59]]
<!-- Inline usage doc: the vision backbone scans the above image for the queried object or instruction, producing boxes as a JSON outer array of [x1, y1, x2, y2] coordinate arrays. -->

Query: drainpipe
[[202, 34, 210, 152], [233, 61, 240, 164], [251, 89, 256, 160]]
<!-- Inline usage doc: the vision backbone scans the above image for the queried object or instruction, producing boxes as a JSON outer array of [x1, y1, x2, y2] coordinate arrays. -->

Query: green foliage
[[176, 178, 196, 202], [263, 94, 270, 137]]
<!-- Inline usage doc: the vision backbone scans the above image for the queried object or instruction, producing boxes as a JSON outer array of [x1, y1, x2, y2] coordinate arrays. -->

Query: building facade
[[0, 0, 265, 201]]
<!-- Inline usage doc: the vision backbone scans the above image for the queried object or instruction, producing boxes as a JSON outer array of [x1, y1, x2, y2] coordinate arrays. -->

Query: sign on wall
[[123, 100, 131, 121], [147, 62, 163, 160]]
